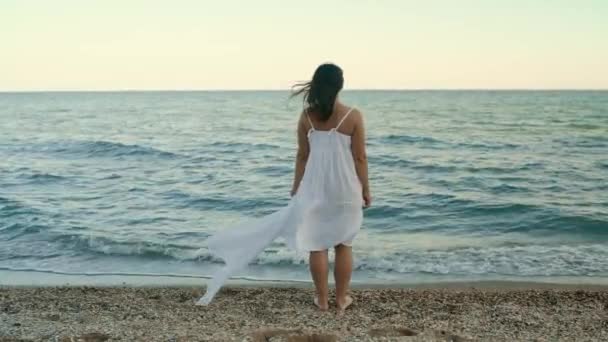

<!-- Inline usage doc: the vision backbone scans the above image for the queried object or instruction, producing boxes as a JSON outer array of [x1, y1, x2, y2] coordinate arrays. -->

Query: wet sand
[[1, 283, 607, 341]]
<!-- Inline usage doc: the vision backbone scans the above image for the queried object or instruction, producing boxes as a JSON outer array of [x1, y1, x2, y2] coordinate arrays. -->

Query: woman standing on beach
[[199, 63, 371, 311]]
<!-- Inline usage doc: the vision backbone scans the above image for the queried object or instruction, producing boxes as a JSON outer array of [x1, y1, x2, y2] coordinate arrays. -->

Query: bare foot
[[314, 296, 329, 311], [336, 295, 353, 311]]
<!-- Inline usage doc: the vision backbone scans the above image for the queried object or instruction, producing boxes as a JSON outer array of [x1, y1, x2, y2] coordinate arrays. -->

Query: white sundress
[[198, 107, 363, 305]]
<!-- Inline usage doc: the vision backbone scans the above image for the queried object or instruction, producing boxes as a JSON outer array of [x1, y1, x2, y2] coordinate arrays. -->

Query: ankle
[[315, 295, 329, 310], [317, 294, 329, 303], [336, 293, 349, 303]]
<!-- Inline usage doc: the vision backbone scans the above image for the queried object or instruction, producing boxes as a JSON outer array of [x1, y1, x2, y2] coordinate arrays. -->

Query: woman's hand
[[363, 189, 372, 208]]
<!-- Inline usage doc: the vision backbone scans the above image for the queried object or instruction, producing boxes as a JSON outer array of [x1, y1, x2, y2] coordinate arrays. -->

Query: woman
[[198, 63, 371, 311]]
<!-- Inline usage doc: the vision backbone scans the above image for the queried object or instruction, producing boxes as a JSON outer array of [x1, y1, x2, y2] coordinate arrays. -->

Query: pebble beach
[[1, 283, 607, 341]]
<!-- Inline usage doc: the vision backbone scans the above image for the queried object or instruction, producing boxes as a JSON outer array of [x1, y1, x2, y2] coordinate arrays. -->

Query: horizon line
[[1, 88, 607, 93]]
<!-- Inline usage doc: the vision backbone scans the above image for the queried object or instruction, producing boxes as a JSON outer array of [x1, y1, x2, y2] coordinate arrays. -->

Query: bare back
[[304, 105, 361, 136]]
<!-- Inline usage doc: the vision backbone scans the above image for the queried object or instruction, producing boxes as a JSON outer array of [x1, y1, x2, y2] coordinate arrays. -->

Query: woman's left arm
[[290, 112, 310, 196]]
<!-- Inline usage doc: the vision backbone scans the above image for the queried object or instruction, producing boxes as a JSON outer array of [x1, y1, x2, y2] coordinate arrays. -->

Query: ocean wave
[[461, 202, 541, 215], [554, 137, 608, 148], [47, 108, 72, 113], [376, 134, 444, 145], [364, 196, 608, 237], [16, 172, 69, 184], [458, 203, 608, 236], [534, 214, 608, 236], [0, 223, 45, 239], [207, 141, 280, 152], [488, 183, 529, 194], [462, 166, 526, 174], [363, 204, 412, 219], [455, 141, 521, 150], [375, 134, 520, 150], [209, 242, 608, 277], [0, 196, 11, 206], [404, 162, 458, 173], [100, 173, 122, 180], [0, 197, 43, 218], [368, 155, 415, 168], [253, 165, 292, 177], [370, 156, 457, 173], [354, 244, 608, 277], [49, 234, 213, 261], [12, 140, 181, 159], [187, 197, 283, 214], [161, 190, 285, 213], [370, 155, 539, 175], [566, 123, 604, 130], [74, 140, 180, 158], [122, 216, 188, 226], [5, 228, 607, 278]]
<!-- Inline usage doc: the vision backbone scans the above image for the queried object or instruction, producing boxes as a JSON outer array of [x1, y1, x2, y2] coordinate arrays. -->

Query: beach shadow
[[251, 328, 337, 342], [56, 333, 110, 342], [432, 330, 471, 342], [369, 327, 471, 341], [285, 334, 338, 342], [369, 327, 418, 337]]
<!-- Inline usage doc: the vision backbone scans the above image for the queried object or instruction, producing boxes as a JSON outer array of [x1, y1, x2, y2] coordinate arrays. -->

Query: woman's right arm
[[351, 110, 371, 207]]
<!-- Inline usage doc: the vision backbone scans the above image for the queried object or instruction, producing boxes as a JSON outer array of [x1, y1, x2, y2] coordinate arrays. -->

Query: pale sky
[[2, 0, 607, 90]]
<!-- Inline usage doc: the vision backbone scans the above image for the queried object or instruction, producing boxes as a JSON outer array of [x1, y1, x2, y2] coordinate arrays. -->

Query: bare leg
[[334, 244, 353, 309], [309, 250, 329, 310]]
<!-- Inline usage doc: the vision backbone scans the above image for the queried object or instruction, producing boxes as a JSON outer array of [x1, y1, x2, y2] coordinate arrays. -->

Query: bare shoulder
[[349, 107, 364, 124], [298, 110, 311, 130]]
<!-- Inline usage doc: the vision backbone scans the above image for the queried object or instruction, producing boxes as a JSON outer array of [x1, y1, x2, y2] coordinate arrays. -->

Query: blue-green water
[[1, 91, 607, 284]]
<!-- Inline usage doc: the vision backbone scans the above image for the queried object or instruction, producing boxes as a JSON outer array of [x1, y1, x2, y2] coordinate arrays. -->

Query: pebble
[[0, 286, 606, 341]]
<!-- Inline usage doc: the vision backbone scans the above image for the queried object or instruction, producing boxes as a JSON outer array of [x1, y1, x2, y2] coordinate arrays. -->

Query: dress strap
[[335, 107, 355, 130], [305, 112, 315, 130]]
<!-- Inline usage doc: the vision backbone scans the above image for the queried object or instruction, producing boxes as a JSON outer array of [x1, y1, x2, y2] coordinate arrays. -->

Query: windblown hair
[[291, 63, 344, 121]]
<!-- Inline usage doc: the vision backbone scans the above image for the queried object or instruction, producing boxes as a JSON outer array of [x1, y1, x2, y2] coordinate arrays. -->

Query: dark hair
[[291, 63, 344, 121]]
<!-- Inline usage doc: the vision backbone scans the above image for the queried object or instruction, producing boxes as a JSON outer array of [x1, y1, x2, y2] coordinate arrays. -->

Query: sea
[[1, 90, 607, 286]]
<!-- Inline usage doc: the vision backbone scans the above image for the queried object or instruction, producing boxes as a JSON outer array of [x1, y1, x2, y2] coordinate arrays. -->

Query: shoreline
[[2, 269, 608, 290]]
